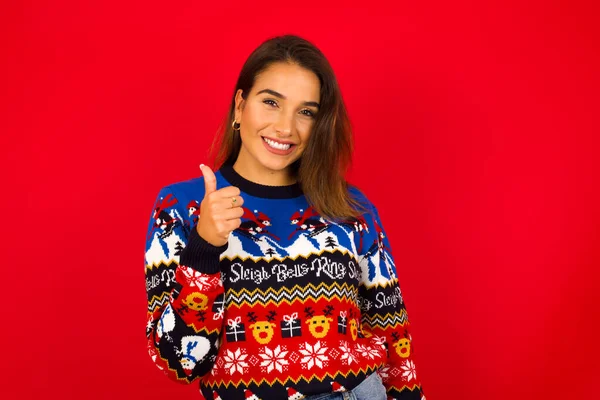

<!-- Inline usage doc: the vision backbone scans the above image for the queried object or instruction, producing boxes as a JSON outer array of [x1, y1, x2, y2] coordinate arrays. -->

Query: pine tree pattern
[[325, 236, 337, 249]]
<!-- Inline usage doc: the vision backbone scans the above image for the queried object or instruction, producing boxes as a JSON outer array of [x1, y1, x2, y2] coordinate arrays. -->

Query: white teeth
[[264, 137, 291, 151]]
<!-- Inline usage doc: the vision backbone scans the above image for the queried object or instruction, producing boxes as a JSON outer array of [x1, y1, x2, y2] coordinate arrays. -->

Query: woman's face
[[234, 62, 321, 178]]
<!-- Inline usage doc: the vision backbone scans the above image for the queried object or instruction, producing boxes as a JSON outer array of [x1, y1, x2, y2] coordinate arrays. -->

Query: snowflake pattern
[[299, 341, 329, 369], [222, 348, 248, 375], [259, 345, 289, 373], [355, 343, 379, 360], [370, 335, 387, 348], [378, 364, 391, 382], [401, 360, 417, 381], [339, 340, 358, 365], [179, 266, 222, 290]]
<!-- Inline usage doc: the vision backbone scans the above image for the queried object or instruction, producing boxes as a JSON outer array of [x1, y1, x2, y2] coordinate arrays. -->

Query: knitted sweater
[[144, 164, 425, 400]]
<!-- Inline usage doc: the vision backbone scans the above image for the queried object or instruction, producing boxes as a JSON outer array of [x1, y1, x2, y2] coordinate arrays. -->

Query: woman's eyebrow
[[256, 88, 320, 109]]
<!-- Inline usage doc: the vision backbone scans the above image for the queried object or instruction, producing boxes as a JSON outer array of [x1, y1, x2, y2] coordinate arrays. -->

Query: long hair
[[210, 35, 365, 220]]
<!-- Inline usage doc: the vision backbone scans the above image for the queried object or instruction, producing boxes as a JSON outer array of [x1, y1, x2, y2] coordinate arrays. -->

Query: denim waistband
[[304, 371, 386, 400]]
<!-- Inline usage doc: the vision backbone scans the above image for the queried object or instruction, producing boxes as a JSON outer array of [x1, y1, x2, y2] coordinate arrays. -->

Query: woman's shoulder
[[347, 183, 377, 214], [155, 169, 228, 205], [348, 182, 375, 204]]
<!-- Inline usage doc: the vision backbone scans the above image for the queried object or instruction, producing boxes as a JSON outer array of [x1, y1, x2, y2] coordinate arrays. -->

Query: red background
[[2, 1, 599, 399]]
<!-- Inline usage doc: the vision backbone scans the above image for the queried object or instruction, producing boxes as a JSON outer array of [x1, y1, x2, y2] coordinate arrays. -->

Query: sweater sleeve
[[356, 202, 425, 399], [144, 185, 228, 382]]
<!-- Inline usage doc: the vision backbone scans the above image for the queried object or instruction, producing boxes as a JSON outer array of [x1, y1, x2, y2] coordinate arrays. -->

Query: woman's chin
[[259, 160, 293, 173]]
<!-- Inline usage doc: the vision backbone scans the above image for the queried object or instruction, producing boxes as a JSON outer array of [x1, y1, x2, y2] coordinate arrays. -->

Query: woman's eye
[[263, 99, 277, 107], [300, 109, 315, 118]]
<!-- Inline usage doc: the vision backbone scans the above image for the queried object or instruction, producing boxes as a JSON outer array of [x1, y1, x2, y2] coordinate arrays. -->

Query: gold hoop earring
[[232, 119, 241, 131]]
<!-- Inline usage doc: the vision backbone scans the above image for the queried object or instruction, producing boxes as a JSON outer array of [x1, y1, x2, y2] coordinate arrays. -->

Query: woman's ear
[[234, 89, 245, 120]]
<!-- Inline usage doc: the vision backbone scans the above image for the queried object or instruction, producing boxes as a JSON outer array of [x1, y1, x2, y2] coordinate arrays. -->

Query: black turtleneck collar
[[219, 164, 304, 199]]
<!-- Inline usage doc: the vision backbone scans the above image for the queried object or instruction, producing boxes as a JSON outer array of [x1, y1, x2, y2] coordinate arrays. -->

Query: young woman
[[144, 35, 425, 400]]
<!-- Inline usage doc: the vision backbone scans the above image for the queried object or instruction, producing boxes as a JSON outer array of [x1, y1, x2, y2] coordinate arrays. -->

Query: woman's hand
[[196, 164, 244, 247]]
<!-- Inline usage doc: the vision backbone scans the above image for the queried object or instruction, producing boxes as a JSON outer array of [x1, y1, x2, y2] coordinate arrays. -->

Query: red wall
[[3, 1, 599, 399]]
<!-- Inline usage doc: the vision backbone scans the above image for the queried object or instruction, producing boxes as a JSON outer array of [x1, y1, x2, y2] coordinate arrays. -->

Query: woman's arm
[[357, 202, 425, 399], [145, 186, 227, 382]]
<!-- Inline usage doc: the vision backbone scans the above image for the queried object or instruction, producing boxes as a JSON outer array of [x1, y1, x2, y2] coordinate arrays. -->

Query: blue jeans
[[304, 371, 387, 400]]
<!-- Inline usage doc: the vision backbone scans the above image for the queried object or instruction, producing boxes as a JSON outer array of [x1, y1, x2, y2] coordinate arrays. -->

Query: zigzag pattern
[[359, 277, 399, 289], [145, 258, 178, 271], [225, 282, 359, 308], [362, 310, 409, 329], [389, 382, 423, 393], [189, 326, 221, 336], [203, 363, 381, 388], [154, 351, 198, 383], [147, 291, 170, 312]]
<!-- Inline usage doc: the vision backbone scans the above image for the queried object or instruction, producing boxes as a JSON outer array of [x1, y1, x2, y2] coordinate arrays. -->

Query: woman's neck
[[232, 157, 296, 186], [219, 163, 303, 199]]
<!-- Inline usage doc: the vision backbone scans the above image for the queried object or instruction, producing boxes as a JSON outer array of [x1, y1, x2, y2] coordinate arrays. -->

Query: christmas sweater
[[144, 164, 425, 400]]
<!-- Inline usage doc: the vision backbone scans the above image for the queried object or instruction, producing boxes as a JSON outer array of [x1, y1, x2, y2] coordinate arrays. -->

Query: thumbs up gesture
[[196, 164, 244, 247]]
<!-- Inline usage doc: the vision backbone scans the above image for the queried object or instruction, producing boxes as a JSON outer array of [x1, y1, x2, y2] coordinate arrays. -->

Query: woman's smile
[[261, 136, 297, 155]]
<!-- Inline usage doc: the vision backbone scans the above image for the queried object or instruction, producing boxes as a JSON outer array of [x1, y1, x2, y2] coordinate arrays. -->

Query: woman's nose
[[274, 115, 293, 136], [275, 127, 291, 137]]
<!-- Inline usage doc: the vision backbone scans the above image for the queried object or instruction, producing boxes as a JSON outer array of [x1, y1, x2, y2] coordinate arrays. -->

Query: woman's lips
[[262, 137, 296, 155]]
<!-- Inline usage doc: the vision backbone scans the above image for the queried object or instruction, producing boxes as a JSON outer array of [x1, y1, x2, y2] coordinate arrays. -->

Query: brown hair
[[210, 35, 365, 220]]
